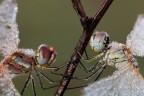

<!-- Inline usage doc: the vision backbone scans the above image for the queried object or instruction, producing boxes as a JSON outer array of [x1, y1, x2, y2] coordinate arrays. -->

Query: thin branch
[[90, 0, 113, 31], [71, 0, 86, 18], [71, 0, 89, 29], [54, 0, 113, 96]]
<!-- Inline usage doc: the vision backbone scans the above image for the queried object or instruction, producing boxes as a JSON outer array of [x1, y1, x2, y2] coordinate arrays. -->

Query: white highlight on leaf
[[126, 14, 144, 56], [0, 0, 19, 57]]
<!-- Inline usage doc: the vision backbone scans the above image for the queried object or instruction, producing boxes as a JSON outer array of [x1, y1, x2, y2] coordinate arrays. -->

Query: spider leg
[[21, 72, 31, 96]]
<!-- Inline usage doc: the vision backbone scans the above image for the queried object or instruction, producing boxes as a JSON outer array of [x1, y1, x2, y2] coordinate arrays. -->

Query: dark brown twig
[[72, 0, 86, 18], [54, 0, 113, 96]]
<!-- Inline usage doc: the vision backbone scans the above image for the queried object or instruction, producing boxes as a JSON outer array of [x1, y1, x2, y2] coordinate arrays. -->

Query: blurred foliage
[[0, 0, 144, 96]]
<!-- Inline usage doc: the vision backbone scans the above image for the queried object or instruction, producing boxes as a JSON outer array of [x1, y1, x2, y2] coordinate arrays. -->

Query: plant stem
[[54, 0, 113, 96]]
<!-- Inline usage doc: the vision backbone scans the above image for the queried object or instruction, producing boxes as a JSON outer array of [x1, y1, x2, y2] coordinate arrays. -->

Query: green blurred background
[[1, 0, 144, 96]]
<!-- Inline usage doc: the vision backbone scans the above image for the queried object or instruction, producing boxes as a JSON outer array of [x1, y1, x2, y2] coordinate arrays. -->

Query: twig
[[54, 0, 113, 96], [71, 0, 86, 18]]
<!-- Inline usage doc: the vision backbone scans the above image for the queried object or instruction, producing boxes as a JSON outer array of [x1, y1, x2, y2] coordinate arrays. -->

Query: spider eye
[[89, 31, 110, 52], [36, 44, 56, 65]]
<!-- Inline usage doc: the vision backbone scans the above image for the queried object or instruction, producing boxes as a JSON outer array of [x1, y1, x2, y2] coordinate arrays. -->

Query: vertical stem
[[54, 0, 113, 96]]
